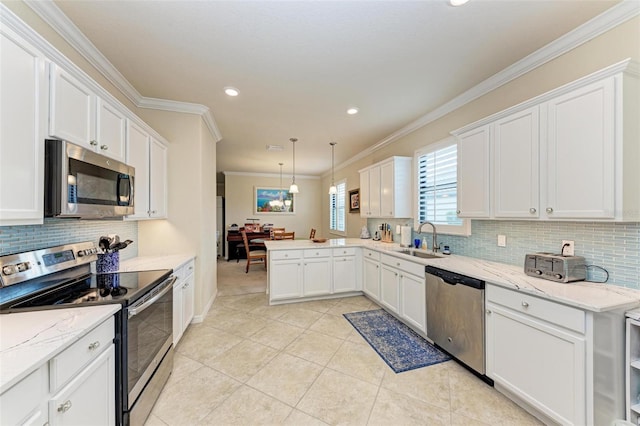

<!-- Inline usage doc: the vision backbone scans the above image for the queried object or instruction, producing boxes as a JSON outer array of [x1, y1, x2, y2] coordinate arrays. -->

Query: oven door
[[124, 276, 175, 410]]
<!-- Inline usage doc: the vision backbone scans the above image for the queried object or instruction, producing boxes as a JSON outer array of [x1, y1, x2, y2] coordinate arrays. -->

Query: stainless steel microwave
[[45, 140, 135, 218]]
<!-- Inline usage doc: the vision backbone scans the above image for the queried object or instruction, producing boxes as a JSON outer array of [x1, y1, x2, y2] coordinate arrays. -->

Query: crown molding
[[223, 171, 320, 180], [367, 0, 640, 153], [23, 0, 223, 142]]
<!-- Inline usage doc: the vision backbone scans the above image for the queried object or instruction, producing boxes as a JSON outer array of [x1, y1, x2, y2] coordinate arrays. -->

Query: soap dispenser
[[421, 237, 427, 250]]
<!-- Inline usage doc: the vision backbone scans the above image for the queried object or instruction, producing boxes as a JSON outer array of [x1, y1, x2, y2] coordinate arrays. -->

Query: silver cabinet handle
[[57, 400, 72, 413], [396, 262, 400, 266], [529, 208, 536, 214], [89, 140, 98, 146], [486, 309, 492, 314], [546, 207, 553, 213], [100, 144, 108, 150], [456, 210, 461, 214], [88, 341, 100, 351], [522, 301, 529, 308]]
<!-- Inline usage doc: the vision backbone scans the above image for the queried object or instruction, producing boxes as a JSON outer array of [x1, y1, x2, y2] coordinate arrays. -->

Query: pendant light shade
[[329, 141, 337, 195], [289, 137, 299, 194]]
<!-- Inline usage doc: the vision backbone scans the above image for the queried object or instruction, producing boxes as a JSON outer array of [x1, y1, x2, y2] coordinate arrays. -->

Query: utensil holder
[[97, 252, 119, 273]]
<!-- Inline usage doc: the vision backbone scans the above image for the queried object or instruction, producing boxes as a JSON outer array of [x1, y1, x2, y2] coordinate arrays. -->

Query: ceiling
[[52, 0, 619, 177]]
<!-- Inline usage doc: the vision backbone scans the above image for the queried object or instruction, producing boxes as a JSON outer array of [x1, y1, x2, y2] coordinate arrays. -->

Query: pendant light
[[328, 142, 337, 195], [289, 137, 299, 193]]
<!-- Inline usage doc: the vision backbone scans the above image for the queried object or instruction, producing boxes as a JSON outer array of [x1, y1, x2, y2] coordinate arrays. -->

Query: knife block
[[97, 252, 119, 273]]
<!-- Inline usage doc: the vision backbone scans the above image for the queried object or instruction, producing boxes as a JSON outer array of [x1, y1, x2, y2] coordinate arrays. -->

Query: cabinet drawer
[[332, 247, 356, 257], [181, 259, 195, 278], [0, 365, 47, 425], [270, 250, 302, 260], [486, 284, 585, 334], [381, 254, 425, 277], [363, 249, 380, 261], [303, 249, 331, 258], [50, 316, 115, 391]]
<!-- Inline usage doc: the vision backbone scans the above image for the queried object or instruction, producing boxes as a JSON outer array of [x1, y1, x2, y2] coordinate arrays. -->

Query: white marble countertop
[[119, 253, 195, 272], [0, 304, 121, 394], [265, 238, 640, 313]]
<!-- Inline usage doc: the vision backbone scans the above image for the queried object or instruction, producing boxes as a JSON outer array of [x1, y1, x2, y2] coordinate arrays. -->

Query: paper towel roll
[[400, 226, 412, 247], [395, 225, 401, 234]]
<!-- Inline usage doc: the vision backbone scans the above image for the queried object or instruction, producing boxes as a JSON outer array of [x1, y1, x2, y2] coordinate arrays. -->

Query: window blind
[[330, 181, 346, 232], [417, 144, 462, 225]]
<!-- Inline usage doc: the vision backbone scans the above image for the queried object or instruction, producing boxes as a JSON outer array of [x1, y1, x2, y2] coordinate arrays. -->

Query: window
[[415, 138, 470, 236], [329, 179, 346, 234]]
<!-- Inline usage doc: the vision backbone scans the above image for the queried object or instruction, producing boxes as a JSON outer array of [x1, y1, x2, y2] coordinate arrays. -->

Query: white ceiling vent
[[266, 145, 285, 152]]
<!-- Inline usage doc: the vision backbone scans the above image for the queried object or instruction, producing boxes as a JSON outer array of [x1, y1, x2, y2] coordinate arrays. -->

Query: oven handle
[[128, 276, 176, 318]]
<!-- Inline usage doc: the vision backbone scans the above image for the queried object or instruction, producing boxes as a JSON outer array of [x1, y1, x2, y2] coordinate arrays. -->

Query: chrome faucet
[[418, 221, 438, 253]]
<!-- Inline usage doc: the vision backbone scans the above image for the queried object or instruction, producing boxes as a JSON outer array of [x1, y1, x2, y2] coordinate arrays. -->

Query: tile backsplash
[[0, 219, 138, 260], [368, 219, 640, 288]]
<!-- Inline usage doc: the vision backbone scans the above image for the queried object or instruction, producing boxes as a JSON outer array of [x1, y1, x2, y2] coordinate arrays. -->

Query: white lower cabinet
[[332, 248, 360, 293], [380, 254, 426, 333], [380, 263, 400, 314], [362, 249, 381, 302], [399, 272, 426, 333], [302, 253, 331, 297], [173, 258, 195, 346], [1, 315, 116, 426]]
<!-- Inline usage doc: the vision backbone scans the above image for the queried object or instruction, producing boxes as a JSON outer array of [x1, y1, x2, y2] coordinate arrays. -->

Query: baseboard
[[192, 287, 217, 323]]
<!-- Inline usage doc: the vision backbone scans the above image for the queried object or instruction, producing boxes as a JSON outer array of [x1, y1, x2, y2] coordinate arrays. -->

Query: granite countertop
[[0, 304, 121, 393], [119, 253, 195, 272], [265, 238, 640, 313]]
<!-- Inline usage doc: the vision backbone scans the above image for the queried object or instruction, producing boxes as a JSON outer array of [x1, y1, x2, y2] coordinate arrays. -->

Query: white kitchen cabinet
[[362, 249, 381, 302], [399, 271, 426, 333], [544, 78, 615, 219], [627, 317, 640, 424], [456, 125, 491, 218], [270, 250, 304, 301], [173, 258, 195, 345], [0, 25, 46, 225], [332, 248, 360, 293], [454, 62, 639, 221], [49, 64, 126, 162], [48, 345, 115, 426], [0, 365, 47, 425], [493, 107, 540, 218], [359, 157, 412, 218], [303, 252, 332, 297], [381, 254, 426, 334], [149, 137, 168, 218], [484, 283, 630, 426], [380, 263, 400, 314]]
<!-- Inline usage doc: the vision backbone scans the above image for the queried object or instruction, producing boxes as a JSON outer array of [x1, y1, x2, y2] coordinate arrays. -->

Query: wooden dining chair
[[270, 227, 286, 239], [241, 230, 267, 273], [273, 231, 295, 240], [309, 228, 316, 239]]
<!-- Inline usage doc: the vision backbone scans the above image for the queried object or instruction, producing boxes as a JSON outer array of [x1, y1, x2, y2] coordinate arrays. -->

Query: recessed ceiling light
[[449, 0, 469, 6], [266, 144, 284, 152], [347, 107, 359, 115], [224, 87, 239, 97]]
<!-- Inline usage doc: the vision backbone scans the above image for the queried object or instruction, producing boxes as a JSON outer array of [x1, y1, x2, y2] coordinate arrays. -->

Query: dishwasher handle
[[425, 266, 485, 289]]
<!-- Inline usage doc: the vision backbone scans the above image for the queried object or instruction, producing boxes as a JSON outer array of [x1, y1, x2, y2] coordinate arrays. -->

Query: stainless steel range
[[0, 242, 176, 426]]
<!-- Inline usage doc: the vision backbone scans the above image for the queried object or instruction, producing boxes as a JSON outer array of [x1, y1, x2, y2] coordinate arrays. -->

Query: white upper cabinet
[[457, 126, 491, 218], [454, 60, 639, 222], [49, 64, 126, 162], [544, 78, 615, 219], [494, 106, 540, 218], [149, 137, 168, 219], [359, 156, 412, 218], [0, 25, 47, 225], [126, 121, 151, 219]]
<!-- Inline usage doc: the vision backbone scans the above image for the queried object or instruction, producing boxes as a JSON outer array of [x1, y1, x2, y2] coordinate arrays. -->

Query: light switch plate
[[498, 235, 506, 247]]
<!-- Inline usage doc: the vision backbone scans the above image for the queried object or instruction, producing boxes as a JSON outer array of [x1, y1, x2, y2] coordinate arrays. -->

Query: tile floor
[[145, 260, 542, 426]]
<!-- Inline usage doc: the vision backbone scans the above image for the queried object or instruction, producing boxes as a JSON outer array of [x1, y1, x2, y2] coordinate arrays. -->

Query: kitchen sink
[[396, 249, 442, 259]]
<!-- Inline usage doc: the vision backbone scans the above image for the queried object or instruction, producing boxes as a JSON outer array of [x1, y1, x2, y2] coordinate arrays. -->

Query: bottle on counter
[[422, 237, 427, 250]]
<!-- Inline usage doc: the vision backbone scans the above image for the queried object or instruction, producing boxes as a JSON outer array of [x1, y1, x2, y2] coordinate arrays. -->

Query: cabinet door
[[49, 64, 94, 146], [359, 169, 370, 217], [363, 258, 380, 301], [96, 98, 126, 162], [270, 260, 302, 300], [380, 264, 400, 314], [494, 107, 540, 218], [486, 304, 586, 425], [400, 272, 426, 333], [48, 345, 115, 426], [303, 258, 331, 297], [545, 78, 615, 219], [126, 121, 150, 219], [457, 126, 491, 218], [182, 273, 195, 332], [172, 282, 183, 346], [380, 161, 394, 217], [333, 256, 357, 293], [0, 26, 45, 225], [369, 165, 381, 217], [149, 138, 168, 218]]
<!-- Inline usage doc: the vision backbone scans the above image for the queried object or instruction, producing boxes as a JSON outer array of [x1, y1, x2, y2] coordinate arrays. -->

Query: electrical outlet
[[497, 235, 507, 247], [562, 240, 575, 256]]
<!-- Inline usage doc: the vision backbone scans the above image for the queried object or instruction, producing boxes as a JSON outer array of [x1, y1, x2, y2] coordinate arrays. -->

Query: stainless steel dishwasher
[[425, 266, 488, 379]]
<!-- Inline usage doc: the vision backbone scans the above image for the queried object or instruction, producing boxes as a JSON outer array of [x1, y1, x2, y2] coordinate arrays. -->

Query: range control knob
[[555, 274, 563, 280], [77, 250, 86, 257], [535, 269, 542, 275]]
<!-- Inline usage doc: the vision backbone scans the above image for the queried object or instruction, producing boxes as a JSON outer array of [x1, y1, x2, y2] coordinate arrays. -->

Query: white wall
[[224, 173, 322, 240]]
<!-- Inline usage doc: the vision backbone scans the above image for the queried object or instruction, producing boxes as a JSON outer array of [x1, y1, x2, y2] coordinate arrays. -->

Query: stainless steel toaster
[[524, 253, 586, 283]]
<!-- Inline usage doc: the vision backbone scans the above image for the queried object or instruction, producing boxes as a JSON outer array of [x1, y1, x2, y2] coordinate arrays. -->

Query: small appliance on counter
[[360, 226, 371, 239], [524, 252, 586, 283]]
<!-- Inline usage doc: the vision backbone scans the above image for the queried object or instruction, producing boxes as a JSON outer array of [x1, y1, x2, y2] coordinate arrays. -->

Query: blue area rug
[[343, 309, 450, 373]]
